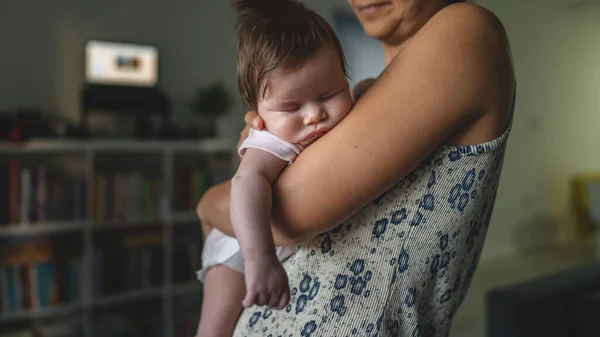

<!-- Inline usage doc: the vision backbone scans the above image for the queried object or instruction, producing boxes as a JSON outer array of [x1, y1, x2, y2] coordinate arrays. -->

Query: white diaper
[[197, 229, 296, 282]]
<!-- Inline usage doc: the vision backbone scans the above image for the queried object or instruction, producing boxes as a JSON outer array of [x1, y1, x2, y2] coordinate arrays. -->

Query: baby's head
[[233, 0, 353, 146]]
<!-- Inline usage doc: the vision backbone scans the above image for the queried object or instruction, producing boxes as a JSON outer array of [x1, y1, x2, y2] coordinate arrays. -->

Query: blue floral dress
[[232, 114, 513, 337]]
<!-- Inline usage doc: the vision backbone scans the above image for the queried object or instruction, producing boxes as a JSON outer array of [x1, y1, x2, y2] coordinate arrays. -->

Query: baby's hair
[[232, 0, 347, 109]]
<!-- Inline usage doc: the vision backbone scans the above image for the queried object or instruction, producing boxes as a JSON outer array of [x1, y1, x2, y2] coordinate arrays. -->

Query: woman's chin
[[363, 22, 399, 42]]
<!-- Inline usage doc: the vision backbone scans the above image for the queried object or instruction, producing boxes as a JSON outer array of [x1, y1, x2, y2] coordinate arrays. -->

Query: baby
[[196, 0, 354, 336]]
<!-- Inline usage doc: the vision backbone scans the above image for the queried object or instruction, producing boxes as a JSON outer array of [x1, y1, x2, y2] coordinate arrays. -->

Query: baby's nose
[[304, 106, 327, 125]]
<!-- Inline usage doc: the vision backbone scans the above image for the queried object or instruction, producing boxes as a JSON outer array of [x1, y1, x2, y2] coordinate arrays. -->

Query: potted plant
[[190, 81, 233, 138]]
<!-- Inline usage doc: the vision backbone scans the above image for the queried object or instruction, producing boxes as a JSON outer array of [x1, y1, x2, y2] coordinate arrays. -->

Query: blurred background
[[0, 0, 599, 336]]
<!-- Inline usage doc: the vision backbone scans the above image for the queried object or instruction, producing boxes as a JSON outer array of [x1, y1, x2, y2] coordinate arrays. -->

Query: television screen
[[85, 40, 158, 87]]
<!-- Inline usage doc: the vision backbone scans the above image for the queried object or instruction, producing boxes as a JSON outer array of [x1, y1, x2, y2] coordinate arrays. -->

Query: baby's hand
[[243, 255, 290, 310]]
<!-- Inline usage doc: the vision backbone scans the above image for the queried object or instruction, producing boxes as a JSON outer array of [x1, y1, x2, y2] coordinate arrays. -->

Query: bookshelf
[[0, 139, 237, 337]]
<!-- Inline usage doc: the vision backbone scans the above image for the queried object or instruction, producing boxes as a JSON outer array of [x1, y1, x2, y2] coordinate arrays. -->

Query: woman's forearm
[[196, 180, 310, 246], [196, 180, 234, 236]]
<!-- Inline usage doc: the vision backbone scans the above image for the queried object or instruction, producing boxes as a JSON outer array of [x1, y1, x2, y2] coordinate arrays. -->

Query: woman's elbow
[[196, 193, 207, 222], [196, 182, 229, 223], [271, 212, 319, 246], [196, 187, 213, 221], [273, 227, 314, 246]]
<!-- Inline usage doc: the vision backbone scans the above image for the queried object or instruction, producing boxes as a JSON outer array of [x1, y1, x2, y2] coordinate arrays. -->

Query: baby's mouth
[[300, 129, 329, 146]]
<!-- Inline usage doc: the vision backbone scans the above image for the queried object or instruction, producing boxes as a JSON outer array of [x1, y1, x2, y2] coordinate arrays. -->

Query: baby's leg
[[196, 264, 245, 337], [197, 224, 245, 336]]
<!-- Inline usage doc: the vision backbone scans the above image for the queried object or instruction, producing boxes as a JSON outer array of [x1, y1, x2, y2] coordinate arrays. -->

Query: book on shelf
[[173, 165, 231, 213], [0, 139, 233, 337], [173, 290, 202, 337], [92, 232, 164, 297], [0, 238, 81, 315], [93, 311, 163, 337], [0, 151, 234, 226], [91, 172, 162, 223], [172, 242, 202, 284], [92, 165, 229, 223], [0, 165, 86, 226], [0, 313, 82, 337]]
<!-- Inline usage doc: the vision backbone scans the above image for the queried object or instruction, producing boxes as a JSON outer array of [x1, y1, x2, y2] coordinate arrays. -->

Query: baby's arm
[[231, 148, 287, 260], [230, 148, 290, 308]]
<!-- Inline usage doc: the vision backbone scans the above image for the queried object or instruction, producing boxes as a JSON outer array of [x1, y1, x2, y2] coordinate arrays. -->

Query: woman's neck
[[383, 42, 408, 66], [381, 0, 449, 66]]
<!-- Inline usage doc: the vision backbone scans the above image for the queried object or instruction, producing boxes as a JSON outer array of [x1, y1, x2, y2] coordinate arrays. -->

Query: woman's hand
[[238, 111, 265, 151]]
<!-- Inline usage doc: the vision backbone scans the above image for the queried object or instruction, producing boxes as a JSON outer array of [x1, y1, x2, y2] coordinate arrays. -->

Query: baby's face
[[257, 45, 352, 147]]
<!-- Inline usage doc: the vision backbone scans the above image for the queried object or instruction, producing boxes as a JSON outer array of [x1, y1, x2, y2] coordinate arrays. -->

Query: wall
[[333, 12, 385, 88], [477, 0, 600, 259], [0, 0, 243, 137]]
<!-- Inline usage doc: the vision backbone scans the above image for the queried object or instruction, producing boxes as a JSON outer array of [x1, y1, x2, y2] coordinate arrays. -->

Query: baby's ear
[[352, 78, 376, 102]]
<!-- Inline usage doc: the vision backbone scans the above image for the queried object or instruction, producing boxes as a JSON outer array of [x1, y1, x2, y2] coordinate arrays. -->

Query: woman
[[197, 0, 515, 336]]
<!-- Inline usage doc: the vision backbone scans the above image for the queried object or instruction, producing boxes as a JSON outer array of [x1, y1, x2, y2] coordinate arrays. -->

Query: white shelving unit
[[0, 139, 237, 337]]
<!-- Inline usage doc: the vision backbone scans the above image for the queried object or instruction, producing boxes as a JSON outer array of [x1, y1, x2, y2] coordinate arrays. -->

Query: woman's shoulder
[[437, 2, 506, 29], [401, 2, 512, 73], [398, 2, 514, 146], [422, 2, 510, 53]]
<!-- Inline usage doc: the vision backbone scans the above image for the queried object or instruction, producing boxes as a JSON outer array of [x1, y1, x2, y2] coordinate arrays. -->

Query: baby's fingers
[[267, 292, 281, 309], [243, 291, 258, 308], [256, 291, 269, 307], [275, 290, 290, 310]]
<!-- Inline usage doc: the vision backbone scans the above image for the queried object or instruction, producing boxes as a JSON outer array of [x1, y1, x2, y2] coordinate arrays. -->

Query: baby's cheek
[[330, 97, 353, 120], [273, 117, 304, 143], [283, 122, 303, 141]]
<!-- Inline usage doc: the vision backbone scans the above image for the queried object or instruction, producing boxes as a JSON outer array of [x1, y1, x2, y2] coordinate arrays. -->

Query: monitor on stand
[[81, 40, 170, 138], [85, 40, 159, 88]]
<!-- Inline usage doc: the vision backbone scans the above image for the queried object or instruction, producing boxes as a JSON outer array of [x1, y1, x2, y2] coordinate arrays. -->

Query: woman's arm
[[198, 4, 514, 244]]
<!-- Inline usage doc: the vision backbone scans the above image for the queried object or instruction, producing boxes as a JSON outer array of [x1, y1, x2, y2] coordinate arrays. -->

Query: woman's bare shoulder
[[406, 2, 514, 145], [436, 2, 507, 32], [389, 2, 512, 108], [422, 2, 511, 58]]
